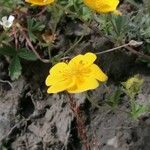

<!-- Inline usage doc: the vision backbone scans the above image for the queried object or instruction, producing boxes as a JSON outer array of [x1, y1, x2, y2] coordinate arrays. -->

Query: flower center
[[65, 61, 91, 79]]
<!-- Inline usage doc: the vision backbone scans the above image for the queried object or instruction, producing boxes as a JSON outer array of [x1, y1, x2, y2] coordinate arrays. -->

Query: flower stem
[[67, 94, 90, 150], [63, 34, 84, 56], [57, 34, 84, 60], [95, 43, 130, 55]]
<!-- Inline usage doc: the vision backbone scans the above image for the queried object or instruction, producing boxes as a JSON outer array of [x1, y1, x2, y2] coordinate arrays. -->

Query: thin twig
[[12, 26, 19, 50], [125, 45, 150, 60], [34, 6, 47, 17], [95, 42, 150, 60], [58, 34, 84, 60], [0, 79, 13, 89], [95, 43, 130, 55], [17, 24, 50, 63], [63, 34, 84, 56]]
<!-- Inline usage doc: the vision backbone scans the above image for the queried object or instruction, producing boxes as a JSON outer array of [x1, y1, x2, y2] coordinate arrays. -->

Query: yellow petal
[[45, 74, 64, 86], [89, 64, 108, 82], [47, 78, 74, 93], [25, 0, 54, 5], [49, 62, 68, 75], [83, 52, 97, 64], [45, 62, 69, 86], [84, 0, 120, 13], [68, 54, 83, 67], [68, 52, 96, 68], [67, 77, 99, 93]]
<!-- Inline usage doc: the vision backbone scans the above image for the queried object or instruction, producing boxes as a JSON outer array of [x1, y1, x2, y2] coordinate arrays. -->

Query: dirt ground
[[0, 46, 150, 150]]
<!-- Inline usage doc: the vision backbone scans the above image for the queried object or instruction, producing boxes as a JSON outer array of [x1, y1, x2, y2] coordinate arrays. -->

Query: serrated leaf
[[131, 104, 149, 120], [9, 56, 22, 80], [0, 46, 17, 56], [28, 32, 37, 43], [18, 48, 37, 61], [27, 18, 45, 42], [107, 88, 122, 108]]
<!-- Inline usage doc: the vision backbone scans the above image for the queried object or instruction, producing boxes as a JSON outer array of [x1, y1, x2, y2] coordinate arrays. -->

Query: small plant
[[27, 17, 45, 43], [122, 75, 149, 120], [107, 88, 122, 110]]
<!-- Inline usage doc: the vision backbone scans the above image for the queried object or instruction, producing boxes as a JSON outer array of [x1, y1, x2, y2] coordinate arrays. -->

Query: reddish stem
[[68, 94, 90, 150]]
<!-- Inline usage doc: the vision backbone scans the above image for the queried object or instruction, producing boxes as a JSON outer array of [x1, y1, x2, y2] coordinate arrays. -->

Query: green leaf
[[0, 46, 17, 56], [112, 15, 129, 37], [130, 104, 149, 120], [27, 18, 45, 32], [18, 48, 37, 61], [9, 56, 22, 80], [107, 88, 122, 108], [27, 18, 45, 42], [28, 32, 37, 43]]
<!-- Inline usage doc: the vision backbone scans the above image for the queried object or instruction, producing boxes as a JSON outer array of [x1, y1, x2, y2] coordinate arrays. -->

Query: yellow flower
[[83, 0, 121, 14], [25, 0, 54, 6], [45, 53, 108, 93]]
